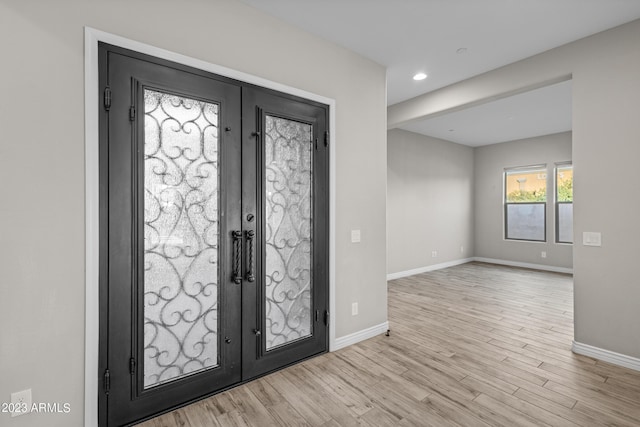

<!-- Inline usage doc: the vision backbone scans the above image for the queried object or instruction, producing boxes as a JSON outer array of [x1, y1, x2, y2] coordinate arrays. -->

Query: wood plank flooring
[[137, 262, 640, 426]]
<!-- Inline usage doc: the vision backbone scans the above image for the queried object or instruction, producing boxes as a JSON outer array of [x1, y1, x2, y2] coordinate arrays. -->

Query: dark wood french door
[[98, 44, 329, 426]]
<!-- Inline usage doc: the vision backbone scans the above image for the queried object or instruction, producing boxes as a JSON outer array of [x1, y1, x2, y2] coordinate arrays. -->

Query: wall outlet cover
[[11, 389, 32, 417]]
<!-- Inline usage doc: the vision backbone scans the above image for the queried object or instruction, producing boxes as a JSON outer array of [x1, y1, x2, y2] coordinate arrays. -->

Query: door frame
[[84, 27, 336, 427]]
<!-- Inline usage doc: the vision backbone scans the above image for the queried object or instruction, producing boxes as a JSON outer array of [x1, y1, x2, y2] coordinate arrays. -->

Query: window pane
[[264, 115, 313, 351], [558, 203, 573, 243], [143, 89, 220, 389], [506, 204, 545, 241], [556, 166, 573, 202], [505, 169, 547, 202]]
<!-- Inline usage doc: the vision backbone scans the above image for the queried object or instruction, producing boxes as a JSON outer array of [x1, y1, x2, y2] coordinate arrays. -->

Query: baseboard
[[332, 321, 389, 351], [387, 258, 474, 280], [387, 257, 572, 280], [472, 257, 573, 274], [572, 341, 640, 372]]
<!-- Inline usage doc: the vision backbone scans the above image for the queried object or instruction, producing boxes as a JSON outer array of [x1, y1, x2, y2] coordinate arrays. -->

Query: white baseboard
[[387, 257, 572, 280], [472, 257, 573, 274], [387, 258, 474, 280], [332, 321, 389, 351], [572, 341, 640, 372]]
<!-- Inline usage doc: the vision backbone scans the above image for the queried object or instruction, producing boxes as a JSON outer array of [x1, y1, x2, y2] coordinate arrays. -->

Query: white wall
[[571, 27, 640, 358], [0, 1, 387, 426], [474, 132, 573, 269], [386, 130, 571, 276], [389, 19, 640, 360], [387, 129, 474, 275]]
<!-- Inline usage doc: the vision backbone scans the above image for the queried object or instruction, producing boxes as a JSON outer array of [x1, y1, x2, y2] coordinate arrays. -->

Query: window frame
[[504, 165, 548, 242], [555, 162, 573, 244]]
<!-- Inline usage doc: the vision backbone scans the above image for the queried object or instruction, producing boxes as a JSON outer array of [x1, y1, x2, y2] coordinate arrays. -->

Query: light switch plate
[[583, 231, 602, 247], [351, 229, 361, 243]]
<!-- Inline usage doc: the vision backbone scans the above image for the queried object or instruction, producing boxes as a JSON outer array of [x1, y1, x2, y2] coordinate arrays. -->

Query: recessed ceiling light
[[413, 72, 427, 81], [448, 129, 455, 132], [456, 47, 468, 54]]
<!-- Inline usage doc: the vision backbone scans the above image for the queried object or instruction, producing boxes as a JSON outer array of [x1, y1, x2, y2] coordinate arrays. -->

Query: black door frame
[[97, 42, 331, 426], [99, 45, 245, 426], [240, 87, 329, 380]]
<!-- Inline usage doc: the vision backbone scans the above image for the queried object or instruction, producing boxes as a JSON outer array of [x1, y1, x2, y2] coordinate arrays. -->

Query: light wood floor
[[138, 262, 640, 426]]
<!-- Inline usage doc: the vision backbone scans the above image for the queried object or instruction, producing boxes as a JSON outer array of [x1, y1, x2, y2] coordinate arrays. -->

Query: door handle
[[246, 230, 256, 282], [232, 230, 242, 284]]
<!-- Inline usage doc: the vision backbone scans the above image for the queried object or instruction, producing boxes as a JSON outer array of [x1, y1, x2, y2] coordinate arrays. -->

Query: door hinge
[[103, 87, 112, 111], [324, 130, 329, 147], [315, 138, 318, 151], [129, 358, 136, 375], [324, 310, 330, 326], [129, 106, 136, 121], [315, 309, 319, 322], [103, 369, 111, 394]]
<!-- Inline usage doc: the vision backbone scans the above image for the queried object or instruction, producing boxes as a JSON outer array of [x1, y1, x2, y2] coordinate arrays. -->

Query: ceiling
[[401, 80, 572, 146], [239, 0, 640, 145]]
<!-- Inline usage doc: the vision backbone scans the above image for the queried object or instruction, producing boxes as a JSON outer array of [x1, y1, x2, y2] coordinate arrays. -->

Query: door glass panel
[[264, 115, 313, 350], [143, 89, 220, 388]]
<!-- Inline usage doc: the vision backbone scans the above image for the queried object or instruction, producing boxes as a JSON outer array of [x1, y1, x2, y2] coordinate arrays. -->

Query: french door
[[98, 44, 329, 426]]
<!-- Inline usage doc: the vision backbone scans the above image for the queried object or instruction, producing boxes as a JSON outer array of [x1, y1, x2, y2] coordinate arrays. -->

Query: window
[[556, 164, 573, 243], [505, 166, 547, 241]]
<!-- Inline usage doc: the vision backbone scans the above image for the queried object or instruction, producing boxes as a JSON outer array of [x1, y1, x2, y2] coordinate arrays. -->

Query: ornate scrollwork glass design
[[264, 115, 313, 350], [143, 89, 220, 388]]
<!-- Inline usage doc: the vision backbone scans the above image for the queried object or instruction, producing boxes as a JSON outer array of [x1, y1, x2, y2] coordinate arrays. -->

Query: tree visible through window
[[556, 164, 573, 243], [505, 166, 547, 241]]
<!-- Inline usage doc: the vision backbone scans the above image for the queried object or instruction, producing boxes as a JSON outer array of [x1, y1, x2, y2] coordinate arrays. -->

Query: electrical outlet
[[460, 246, 464, 253], [351, 302, 358, 316], [431, 250, 437, 258], [11, 389, 32, 417], [351, 229, 361, 243], [541, 251, 547, 258]]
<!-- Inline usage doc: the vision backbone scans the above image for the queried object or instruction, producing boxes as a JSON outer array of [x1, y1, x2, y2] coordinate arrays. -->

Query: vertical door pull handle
[[246, 230, 256, 282], [232, 230, 242, 284]]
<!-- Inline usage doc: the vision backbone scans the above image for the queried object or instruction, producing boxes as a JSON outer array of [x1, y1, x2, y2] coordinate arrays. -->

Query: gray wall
[[571, 25, 640, 357], [386, 130, 571, 276], [0, 1, 387, 426], [474, 132, 573, 269], [389, 19, 640, 360], [387, 129, 474, 275]]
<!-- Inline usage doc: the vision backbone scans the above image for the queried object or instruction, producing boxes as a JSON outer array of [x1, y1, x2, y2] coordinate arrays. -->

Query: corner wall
[[571, 27, 640, 358], [474, 132, 573, 270], [387, 129, 474, 276], [389, 18, 640, 360]]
